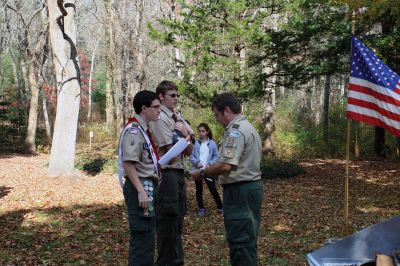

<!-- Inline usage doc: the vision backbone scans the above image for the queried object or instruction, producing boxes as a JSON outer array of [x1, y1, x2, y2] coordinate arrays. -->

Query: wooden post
[[89, 131, 94, 150], [345, 120, 350, 223], [345, 10, 356, 223]]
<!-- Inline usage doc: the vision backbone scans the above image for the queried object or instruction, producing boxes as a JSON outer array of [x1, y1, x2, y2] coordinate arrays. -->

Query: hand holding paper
[[158, 138, 189, 166]]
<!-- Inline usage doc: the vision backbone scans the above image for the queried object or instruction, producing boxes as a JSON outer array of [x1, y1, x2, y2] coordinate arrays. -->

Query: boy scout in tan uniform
[[150, 80, 193, 266], [119, 90, 161, 266], [190, 93, 263, 266]]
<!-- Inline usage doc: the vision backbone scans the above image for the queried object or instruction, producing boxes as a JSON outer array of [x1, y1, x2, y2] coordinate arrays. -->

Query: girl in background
[[189, 123, 223, 216]]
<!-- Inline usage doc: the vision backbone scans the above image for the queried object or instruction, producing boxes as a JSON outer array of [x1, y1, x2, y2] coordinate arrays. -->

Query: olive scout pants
[[156, 169, 186, 266], [223, 180, 263, 266], [123, 177, 157, 266]]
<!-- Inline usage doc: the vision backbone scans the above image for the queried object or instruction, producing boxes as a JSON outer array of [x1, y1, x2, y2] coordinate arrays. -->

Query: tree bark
[[262, 60, 276, 155], [322, 74, 331, 142], [112, 0, 124, 133], [133, 0, 146, 92], [48, 0, 81, 177], [41, 92, 52, 144], [170, 1, 183, 80], [104, 0, 115, 136], [87, 29, 101, 122], [312, 76, 322, 126], [25, 62, 40, 153]]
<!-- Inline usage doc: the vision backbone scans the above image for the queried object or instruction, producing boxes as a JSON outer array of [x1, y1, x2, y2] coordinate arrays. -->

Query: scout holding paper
[[150, 80, 194, 266]]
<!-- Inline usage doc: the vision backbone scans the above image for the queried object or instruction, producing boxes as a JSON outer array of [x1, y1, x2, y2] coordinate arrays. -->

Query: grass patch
[[264, 257, 289, 265], [13, 228, 35, 247]]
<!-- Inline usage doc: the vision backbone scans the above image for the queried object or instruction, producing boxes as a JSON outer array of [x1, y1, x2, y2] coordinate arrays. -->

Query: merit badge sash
[[118, 117, 160, 189]]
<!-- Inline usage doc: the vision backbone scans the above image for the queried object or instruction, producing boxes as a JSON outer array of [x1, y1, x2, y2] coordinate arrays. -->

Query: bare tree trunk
[[48, 0, 81, 177], [171, 2, 183, 80], [312, 76, 322, 126], [25, 63, 39, 153], [304, 85, 312, 129], [113, 59, 124, 133], [322, 74, 331, 142], [21, 57, 30, 96], [262, 60, 276, 155], [87, 27, 102, 122], [132, 0, 145, 96], [263, 89, 276, 154], [42, 92, 51, 144], [104, 0, 115, 135], [112, 0, 124, 133], [125, 60, 136, 118]]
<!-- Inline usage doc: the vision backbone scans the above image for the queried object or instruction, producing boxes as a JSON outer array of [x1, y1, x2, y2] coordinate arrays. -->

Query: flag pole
[[345, 10, 356, 224]]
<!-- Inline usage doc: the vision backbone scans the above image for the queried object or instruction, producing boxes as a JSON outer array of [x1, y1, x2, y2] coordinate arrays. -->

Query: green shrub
[[261, 159, 304, 179], [75, 155, 118, 176]]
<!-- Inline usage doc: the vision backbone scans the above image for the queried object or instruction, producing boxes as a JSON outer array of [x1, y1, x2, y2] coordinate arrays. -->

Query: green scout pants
[[223, 180, 263, 266], [123, 178, 157, 266], [156, 169, 186, 266]]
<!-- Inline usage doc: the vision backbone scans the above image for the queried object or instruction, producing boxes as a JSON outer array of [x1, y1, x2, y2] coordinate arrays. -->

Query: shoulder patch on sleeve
[[129, 127, 138, 134], [227, 130, 241, 138], [223, 147, 235, 158], [232, 124, 240, 129]]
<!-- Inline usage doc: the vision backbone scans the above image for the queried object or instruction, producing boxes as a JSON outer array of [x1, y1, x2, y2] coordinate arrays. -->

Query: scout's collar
[[225, 114, 245, 130], [134, 114, 149, 132], [161, 104, 174, 118]]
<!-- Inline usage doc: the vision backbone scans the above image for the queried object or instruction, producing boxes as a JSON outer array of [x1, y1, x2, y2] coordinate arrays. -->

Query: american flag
[[347, 35, 400, 137]]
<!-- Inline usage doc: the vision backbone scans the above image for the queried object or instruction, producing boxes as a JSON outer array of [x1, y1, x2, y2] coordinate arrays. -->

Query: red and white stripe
[[347, 77, 400, 136]]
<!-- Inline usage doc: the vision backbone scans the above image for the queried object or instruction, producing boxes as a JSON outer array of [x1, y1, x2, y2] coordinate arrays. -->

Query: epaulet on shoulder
[[232, 123, 240, 129]]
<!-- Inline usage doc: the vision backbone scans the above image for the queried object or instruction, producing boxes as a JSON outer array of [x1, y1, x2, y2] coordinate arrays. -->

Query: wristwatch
[[200, 169, 205, 177]]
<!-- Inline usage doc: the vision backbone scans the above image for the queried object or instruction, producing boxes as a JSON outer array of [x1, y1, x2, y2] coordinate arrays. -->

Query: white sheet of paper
[[158, 138, 189, 166]]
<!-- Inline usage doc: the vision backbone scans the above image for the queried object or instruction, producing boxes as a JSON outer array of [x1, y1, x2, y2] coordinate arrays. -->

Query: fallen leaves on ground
[[0, 154, 399, 265]]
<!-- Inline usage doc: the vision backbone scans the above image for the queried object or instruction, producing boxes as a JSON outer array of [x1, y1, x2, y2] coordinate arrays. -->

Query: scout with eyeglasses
[[119, 90, 161, 266], [150, 80, 194, 266]]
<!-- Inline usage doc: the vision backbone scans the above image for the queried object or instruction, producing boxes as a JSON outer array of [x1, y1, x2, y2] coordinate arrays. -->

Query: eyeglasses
[[149, 104, 161, 110], [164, 93, 180, 98]]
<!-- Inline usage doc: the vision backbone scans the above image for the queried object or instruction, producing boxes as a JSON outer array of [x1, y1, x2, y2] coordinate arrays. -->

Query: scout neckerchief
[[118, 117, 161, 189]]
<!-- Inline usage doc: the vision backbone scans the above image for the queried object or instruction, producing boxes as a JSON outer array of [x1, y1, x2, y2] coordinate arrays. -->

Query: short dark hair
[[211, 92, 241, 114], [133, 90, 159, 114], [198, 123, 213, 140], [156, 80, 178, 95]]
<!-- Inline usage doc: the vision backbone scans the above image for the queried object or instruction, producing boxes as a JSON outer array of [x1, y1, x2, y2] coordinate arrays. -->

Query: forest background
[[1, 1, 400, 265], [0, 0, 400, 161]]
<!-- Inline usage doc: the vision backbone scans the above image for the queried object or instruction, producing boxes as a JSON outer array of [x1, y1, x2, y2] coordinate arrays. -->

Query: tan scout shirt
[[218, 114, 262, 185], [149, 105, 185, 169], [121, 114, 158, 180]]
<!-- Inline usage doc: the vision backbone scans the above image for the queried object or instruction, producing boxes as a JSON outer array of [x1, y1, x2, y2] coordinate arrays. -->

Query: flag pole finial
[[352, 10, 356, 34]]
